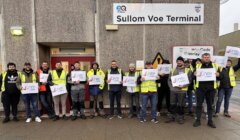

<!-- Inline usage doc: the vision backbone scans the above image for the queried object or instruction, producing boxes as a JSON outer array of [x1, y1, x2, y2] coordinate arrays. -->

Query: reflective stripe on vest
[[107, 69, 122, 90], [195, 63, 217, 89], [229, 67, 236, 87], [171, 68, 190, 91], [52, 70, 66, 85], [87, 69, 105, 90], [125, 71, 140, 92], [141, 80, 157, 93]]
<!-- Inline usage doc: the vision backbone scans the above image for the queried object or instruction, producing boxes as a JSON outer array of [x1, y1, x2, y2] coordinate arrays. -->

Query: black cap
[[24, 62, 31, 66], [145, 61, 152, 65], [176, 56, 184, 62]]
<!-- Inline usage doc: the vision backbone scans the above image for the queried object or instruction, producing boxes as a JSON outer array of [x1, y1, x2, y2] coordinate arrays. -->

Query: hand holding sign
[[108, 74, 122, 85], [71, 71, 86, 82], [21, 83, 39, 94], [225, 46, 240, 58], [196, 68, 216, 81], [142, 69, 158, 81], [50, 84, 67, 97], [89, 75, 102, 85], [40, 73, 49, 83], [123, 76, 137, 87], [157, 64, 172, 74], [171, 74, 189, 87], [211, 56, 228, 68]]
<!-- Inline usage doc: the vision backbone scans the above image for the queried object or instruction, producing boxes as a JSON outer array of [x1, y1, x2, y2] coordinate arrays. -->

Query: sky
[[220, 0, 240, 35]]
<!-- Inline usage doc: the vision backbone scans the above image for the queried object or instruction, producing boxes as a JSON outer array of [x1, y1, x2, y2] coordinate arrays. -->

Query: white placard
[[39, 73, 49, 83], [196, 68, 216, 82], [136, 60, 144, 70], [50, 84, 67, 97], [89, 75, 102, 85], [225, 46, 240, 58], [157, 64, 172, 74], [173, 46, 214, 68], [108, 74, 122, 85], [142, 69, 158, 81], [123, 76, 137, 87], [21, 83, 39, 94], [113, 3, 204, 24], [171, 73, 189, 87], [212, 56, 228, 67], [71, 71, 86, 82]]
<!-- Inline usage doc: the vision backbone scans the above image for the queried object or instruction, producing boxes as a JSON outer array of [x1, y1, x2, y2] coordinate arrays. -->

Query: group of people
[[0, 53, 239, 129]]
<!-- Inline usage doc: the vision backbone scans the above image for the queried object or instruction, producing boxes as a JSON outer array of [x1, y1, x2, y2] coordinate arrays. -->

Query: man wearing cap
[[0, 62, 21, 123], [137, 61, 160, 123], [166, 57, 192, 124], [87, 62, 106, 119], [105, 60, 124, 119], [16, 62, 41, 123]]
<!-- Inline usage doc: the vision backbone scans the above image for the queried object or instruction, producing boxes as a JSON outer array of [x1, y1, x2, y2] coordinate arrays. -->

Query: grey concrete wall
[[97, 0, 219, 71], [35, 0, 95, 43], [1, 0, 37, 71]]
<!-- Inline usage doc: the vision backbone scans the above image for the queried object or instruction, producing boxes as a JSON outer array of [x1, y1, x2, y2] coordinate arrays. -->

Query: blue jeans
[[140, 92, 157, 119], [39, 92, 55, 117], [22, 94, 40, 118], [216, 88, 233, 113]]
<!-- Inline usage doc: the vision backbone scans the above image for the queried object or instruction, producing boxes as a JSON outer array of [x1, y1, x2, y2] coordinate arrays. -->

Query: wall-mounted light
[[105, 24, 118, 31], [10, 26, 24, 36]]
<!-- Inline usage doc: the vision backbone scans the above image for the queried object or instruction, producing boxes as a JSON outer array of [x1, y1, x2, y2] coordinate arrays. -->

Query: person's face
[[55, 63, 62, 69], [227, 61, 232, 67], [111, 62, 117, 69], [202, 55, 210, 63], [74, 63, 80, 69], [42, 63, 48, 70], [184, 63, 190, 68], [145, 64, 152, 69], [129, 66, 135, 71], [93, 64, 98, 70], [177, 60, 184, 67], [25, 65, 31, 70], [8, 65, 16, 71]]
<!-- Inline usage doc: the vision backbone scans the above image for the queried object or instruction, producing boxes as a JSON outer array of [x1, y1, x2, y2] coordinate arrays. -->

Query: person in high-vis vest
[[137, 61, 160, 124], [215, 59, 240, 117], [37, 61, 55, 119], [67, 61, 87, 121], [48, 62, 68, 121], [193, 53, 220, 128], [0, 62, 21, 123], [125, 63, 140, 119], [87, 62, 106, 119], [184, 59, 194, 116], [166, 57, 192, 124], [105, 60, 124, 120], [16, 62, 41, 123]]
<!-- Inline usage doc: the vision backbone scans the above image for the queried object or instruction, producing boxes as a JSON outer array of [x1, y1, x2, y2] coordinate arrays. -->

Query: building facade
[[0, 0, 220, 111]]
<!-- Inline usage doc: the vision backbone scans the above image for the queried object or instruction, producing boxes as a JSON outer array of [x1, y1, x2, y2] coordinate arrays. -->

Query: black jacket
[[105, 67, 124, 92], [0, 70, 20, 94]]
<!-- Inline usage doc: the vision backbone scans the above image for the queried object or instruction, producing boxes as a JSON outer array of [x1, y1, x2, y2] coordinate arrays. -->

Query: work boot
[[2, 117, 10, 123], [193, 120, 201, 127], [12, 117, 19, 122], [208, 120, 216, 128]]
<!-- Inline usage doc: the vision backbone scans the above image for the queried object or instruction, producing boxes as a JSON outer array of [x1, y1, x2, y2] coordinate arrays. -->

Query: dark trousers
[[39, 91, 55, 117], [109, 91, 122, 115], [1, 92, 20, 118], [157, 87, 170, 112], [195, 88, 215, 121], [169, 91, 186, 118], [128, 92, 140, 115]]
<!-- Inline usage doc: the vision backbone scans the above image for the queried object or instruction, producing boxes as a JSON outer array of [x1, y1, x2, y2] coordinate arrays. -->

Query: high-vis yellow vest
[[51, 70, 67, 85], [171, 68, 190, 91], [140, 70, 158, 93], [1, 71, 21, 92], [125, 71, 140, 92], [195, 63, 218, 89], [87, 68, 105, 90], [107, 69, 122, 90], [21, 73, 37, 83], [219, 67, 236, 87]]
